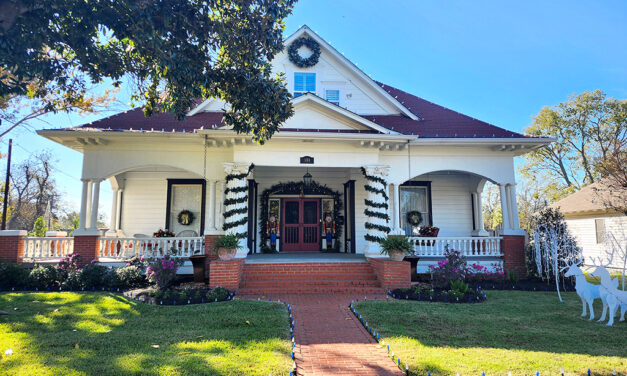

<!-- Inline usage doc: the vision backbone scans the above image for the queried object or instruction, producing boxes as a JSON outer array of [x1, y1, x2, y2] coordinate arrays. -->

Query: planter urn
[[217, 247, 237, 261], [388, 250, 407, 261]]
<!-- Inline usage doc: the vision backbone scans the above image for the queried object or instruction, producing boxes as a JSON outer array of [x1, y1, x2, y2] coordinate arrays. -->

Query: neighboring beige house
[[551, 181, 627, 269]]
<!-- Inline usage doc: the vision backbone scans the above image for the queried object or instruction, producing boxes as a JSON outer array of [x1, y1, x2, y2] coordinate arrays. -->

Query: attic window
[[595, 219, 606, 244], [294, 72, 315, 97], [325, 89, 340, 106]]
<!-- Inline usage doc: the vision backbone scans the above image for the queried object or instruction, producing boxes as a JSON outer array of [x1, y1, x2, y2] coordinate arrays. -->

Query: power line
[[2, 140, 82, 182]]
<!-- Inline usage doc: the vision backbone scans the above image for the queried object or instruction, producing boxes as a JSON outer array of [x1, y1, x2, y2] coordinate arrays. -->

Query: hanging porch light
[[303, 168, 313, 188]]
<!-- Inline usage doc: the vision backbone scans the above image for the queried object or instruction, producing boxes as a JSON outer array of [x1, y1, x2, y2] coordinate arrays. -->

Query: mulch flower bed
[[124, 284, 234, 306], [467, 278, 575, 292], [390, 286, 486, 304]]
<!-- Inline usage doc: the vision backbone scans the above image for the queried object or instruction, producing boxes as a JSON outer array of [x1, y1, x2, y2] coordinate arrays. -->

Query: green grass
[[0, 293, 292, 376], [354, 291, 627, 376]]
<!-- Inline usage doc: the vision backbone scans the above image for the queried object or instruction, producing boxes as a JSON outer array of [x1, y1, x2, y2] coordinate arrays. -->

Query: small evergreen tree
[[30, 216, 47, 237]]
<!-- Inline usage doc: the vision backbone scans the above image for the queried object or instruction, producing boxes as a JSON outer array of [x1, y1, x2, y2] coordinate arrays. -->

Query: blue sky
[[2, 0, 626, 221]]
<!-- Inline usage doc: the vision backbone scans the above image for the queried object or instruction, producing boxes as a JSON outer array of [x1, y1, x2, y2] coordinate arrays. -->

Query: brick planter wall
[[209, 258, 245, 289], [73, 235, 100, 266], [502, 235, 527, 277], [368, 258, 411, 290], [0, 230, 26, 262]]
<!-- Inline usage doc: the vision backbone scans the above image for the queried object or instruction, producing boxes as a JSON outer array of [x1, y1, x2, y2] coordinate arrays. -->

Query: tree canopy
[[522, 90, 626, 198], [0, 0, 296, 143]]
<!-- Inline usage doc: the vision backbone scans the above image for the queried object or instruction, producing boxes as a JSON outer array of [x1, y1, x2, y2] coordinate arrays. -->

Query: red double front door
[[282, 198, 320, 252]]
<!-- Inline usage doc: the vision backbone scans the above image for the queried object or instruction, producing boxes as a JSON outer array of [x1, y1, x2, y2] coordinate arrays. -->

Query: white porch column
[[507, 183, 523, 233], [78, 179, 90, 231], [390, 183, 404, 235], [105, 188, 119, 237], [223, 163, 252, 258], [499, 183, 511, 234], [362, 165, 391, 258], [471, 191, 489, 236], [88, 179, 101, 231], [207, 180, 217, 232], [84, 180, 93, 229]]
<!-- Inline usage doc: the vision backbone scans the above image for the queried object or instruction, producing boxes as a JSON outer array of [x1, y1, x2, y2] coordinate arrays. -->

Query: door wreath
[[177, 210, 195, 226], [406, 210, 423, 227]]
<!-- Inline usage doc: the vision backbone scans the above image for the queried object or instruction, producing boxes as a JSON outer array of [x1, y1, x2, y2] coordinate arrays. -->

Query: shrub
[[0, 261, 30, 289], [29, 265, 61, 290], [450, 280, 469, 294], [30, 216, 47, 237], [379, 235, 414, 255], [115, 265, 146, 288], [467, 263, 505, 282], [79, 264, 111, 289], [146, 254, 183, 290], [429, 248, 468, 288], [206, 287, 229, 301], [62, 270, 83, 290], [214, 234, 242, 251]]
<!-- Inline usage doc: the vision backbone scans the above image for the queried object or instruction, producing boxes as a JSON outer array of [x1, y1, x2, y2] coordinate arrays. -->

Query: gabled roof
[[365, 82, 530, 138], [549, 180, 627, 216]]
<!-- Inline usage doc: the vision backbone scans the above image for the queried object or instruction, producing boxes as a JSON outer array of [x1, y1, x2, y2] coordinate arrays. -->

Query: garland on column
[[361, 167, 390, 243], [222, 164, 254, 237]]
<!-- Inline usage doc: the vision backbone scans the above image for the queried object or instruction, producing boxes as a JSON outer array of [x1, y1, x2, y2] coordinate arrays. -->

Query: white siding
[[565, 215, 627, 269]]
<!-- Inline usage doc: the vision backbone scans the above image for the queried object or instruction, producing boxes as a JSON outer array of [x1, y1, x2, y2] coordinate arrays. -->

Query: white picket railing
[[99, 237, 204, 260], [409, 236, 503, 257], [22, 237, 74, 259]]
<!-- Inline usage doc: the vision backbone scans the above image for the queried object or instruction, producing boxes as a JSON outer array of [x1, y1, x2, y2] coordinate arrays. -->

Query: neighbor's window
[[294, 72, 316, 97], [325, 89, 340, 105], [595, 218, 606, 244], [400, 183, 431, 236]]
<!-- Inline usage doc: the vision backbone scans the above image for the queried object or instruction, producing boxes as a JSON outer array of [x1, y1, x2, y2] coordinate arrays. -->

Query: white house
[[551, 181, 627, 270], [34, 25, 551, 279]]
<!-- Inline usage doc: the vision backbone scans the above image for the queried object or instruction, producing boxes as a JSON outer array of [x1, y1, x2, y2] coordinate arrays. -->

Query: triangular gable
[[283, 94, 399, 134]]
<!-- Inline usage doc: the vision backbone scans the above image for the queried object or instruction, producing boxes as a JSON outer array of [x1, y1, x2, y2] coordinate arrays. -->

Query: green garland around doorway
[[258, 181, 343, 253]]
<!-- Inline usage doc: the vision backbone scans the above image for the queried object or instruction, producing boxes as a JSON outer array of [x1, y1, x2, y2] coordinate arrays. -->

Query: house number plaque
[[300, 156, 314, 164]]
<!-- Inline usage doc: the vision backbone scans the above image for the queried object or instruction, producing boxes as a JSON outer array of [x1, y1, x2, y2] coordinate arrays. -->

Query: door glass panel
[[303, 201, 318, 224], [169, 184, 202, 236], [285, 201, 299, 224]]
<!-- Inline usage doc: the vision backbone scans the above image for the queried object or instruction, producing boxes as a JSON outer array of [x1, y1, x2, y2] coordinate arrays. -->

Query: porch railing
[[98, 237, 204, 260], [409, 236, 503, 257], [22, 237, 74, 259]]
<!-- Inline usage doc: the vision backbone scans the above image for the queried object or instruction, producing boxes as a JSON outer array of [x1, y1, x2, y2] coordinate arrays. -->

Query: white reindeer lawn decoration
[[563, 262, 600, 320], [590, 266, 627, 326]]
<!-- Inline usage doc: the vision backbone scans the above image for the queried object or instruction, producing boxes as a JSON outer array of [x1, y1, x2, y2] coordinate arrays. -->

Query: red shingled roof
[[69, 82, 528, 138], [366, 82, 529, 138]]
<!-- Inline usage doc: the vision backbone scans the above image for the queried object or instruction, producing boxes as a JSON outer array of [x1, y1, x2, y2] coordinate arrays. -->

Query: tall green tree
[[522, 90, 627, 198], [0, 0, 296, 143]]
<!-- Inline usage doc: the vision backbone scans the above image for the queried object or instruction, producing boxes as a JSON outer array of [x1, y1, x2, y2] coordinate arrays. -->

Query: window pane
[[294, 72, 315, 93], [595, 219, 606, 244], [303, 201, 318, 224], [325, 89, 339, 104], [305, 73, 315, 91], [400, 186, 429, 236], [285, 201, 299, 224], [294, 73, 305, 91], [169, 184, 202, 236]]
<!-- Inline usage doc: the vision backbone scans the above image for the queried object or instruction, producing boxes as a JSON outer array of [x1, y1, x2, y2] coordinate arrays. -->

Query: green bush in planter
[[379, 235, 414, 256], [213, 234, 243, 252], [0, 261, 30, 289], [28, 265, 61, 290]]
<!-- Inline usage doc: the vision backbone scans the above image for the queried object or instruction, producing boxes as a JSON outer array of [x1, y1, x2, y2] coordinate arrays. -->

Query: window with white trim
[[595, 218, 606, 244], [325, 89, 340, 105], [294, 72, 315, 97], [400, 182, 432, 236]]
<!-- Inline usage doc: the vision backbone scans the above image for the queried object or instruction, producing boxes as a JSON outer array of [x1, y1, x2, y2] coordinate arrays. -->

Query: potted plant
[[418, 225, 440, 246], [380, 235, 414, 261], [213, 234, 242, 260]]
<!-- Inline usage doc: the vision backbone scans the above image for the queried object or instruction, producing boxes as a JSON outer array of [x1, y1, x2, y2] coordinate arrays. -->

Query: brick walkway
[[241, 292, 403, 376]]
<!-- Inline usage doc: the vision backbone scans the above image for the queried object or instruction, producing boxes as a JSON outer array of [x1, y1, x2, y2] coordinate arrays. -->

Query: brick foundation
[[502, 235, 527, 277], [368, 258, 411, 290], [72, 235, 100, 266], [209, 258, 245, 289], [0, 230, 26, 262]]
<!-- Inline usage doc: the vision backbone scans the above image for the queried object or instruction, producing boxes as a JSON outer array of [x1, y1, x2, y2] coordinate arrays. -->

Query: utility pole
[[2, 139, 12, 230]]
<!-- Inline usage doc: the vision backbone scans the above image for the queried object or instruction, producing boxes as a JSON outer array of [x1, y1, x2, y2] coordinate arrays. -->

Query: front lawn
[[0, 292, 292, 376], [354, 291, 626, 375]]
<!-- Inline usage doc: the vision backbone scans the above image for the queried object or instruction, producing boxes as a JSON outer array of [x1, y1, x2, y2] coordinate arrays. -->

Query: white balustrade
[[99, 237, 204, 260], [409, 236, 503, 257], [22, 237, 74, 259]]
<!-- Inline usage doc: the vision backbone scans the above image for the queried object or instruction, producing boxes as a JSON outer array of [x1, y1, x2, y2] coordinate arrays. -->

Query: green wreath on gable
[[288, 37, 321, 68], [177, 210, 195, 226]]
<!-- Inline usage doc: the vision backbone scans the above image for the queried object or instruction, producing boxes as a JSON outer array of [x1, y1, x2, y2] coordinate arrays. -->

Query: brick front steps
[[238, 262, 386, 294]]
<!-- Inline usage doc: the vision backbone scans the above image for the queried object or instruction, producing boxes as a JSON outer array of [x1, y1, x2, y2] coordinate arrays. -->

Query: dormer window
[[325, 89, 340, 106], [294, 72, 316, 97]]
